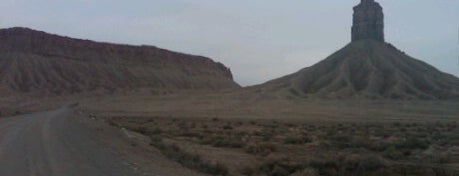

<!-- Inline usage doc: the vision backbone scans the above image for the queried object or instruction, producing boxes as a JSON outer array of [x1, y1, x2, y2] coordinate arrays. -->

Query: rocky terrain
[[0, 27, 239, 95]]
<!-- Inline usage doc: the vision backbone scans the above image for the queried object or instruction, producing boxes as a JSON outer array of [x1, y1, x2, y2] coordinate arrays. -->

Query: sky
[[0, 0, 458, 86]]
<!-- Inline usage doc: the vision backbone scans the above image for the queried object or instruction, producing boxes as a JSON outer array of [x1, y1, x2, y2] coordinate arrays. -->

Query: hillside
[[0, 27, 239, 95], [255, 40, 459, 100]]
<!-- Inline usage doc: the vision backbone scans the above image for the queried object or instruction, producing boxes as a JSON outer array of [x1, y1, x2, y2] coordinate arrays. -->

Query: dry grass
[[107, 116, 459, 176]]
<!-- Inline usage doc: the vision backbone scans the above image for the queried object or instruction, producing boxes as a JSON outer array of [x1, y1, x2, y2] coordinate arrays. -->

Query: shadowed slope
[[0, 27, 239, 94], [257, 40, 459, 100]]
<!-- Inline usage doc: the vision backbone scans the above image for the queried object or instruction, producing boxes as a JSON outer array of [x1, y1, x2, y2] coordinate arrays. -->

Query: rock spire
[[351, 0, 384, 42]]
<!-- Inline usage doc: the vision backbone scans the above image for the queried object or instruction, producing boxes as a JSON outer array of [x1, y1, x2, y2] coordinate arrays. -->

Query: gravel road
[[0, 106, 141, 176]]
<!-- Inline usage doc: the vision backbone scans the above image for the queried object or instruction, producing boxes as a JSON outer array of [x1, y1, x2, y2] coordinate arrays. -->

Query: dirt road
[[0, 107, 141, 176]]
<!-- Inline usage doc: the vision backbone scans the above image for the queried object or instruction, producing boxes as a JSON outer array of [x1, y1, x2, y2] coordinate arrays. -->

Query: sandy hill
[[254, 40, 459, 100], [0, 27, 239, 95]]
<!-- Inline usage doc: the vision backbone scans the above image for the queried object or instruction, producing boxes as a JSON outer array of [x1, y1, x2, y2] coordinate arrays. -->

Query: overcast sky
[[1, 0, 458, 86]]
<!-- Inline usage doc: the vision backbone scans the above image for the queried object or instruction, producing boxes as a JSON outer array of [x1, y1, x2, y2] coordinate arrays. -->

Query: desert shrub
[[146, 118, 154, 123], [237, 131, 249, 136], [308, 159, 339, 176], [253, 131, 264, 136], [208, 136, 244, 148], [394, 137, 430, 150], [150, 135, 163, 143], [290, 167, 320, 176], [240, 166, 255, 176], [245, 143, 277, 156], [315, 157, 384, 176], [430, 154, 453, 164], [367, 140, 391, 152], [151, 140, 229, 175], [450, 132, 459, 140], [358, 156, 384, 172], [412, 131, 429, 138], [179, 131, 202, 139], [271, 166, 290, 176], [435, 121, 445, 128], [448, 122, 457, 131], [328, 134, 375, 149], [307, 158, 335, 171], [384, 165, 459, 176], [263, 135, 272, 142], [331, 141, 350, 149], [202, 129, 213, 134], [107, 120, 119, 127], [399, 127, 407, 132], [177, 121, 188, 128], [382, 147, 404, 160], [149, 135, 167, 151], [306, 124, 317, 131], [203, 162, 229, 176], [223, 124, 233, 130], [252, 130, 273, 141], [133, 126, 148, 134], [336, 155, 385, 175], [257, 158, 300, 176], [328, 133, 351, 142], [372, 128, 391, 138], [150, 127, 162, 135], [189, 122, 196, 129], [284, 135, 311, 145]]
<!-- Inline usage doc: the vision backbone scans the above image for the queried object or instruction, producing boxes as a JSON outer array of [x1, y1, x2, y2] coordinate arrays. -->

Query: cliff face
[[352, 0, 384, 42], [0, 27, 239, 94]]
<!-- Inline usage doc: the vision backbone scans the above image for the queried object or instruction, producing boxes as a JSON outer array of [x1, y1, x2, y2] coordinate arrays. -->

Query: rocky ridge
[[0, 27, 239, 94]]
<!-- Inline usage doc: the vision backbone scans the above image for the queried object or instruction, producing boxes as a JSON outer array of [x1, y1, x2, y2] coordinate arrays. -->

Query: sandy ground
[[81, 91, 459, 123]]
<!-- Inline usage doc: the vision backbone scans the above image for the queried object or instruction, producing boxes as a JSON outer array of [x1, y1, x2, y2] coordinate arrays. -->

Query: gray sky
[[1, 0, 458, 86]]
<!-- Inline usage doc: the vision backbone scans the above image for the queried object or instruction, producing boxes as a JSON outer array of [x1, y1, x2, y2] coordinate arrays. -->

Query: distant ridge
[[0, 27, 239, 94]]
